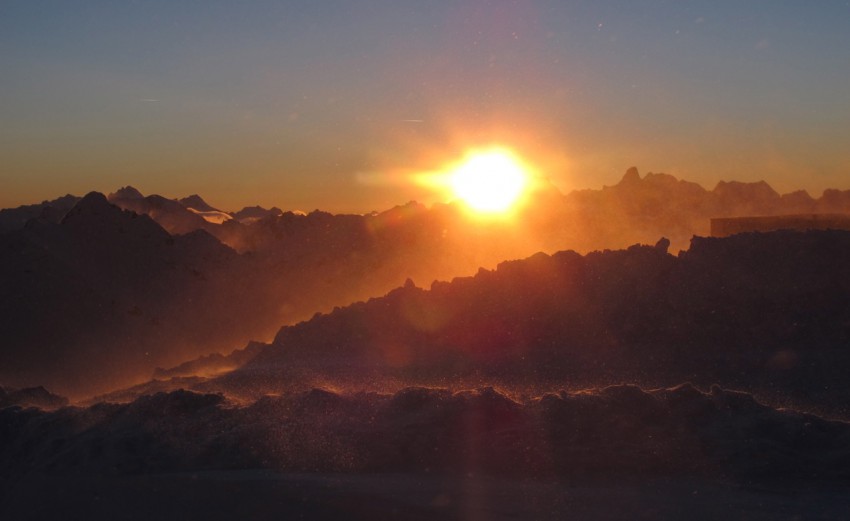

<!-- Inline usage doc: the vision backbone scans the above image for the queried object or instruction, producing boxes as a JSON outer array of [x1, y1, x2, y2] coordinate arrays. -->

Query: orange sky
[[2, 2, 849, 213]]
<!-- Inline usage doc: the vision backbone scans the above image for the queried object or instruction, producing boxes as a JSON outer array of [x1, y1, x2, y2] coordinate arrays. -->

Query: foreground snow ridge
[[2, 384, 848, 480]]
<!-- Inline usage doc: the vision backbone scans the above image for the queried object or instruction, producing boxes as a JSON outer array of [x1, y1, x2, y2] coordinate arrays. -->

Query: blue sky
[[2, 1, 849, 211]]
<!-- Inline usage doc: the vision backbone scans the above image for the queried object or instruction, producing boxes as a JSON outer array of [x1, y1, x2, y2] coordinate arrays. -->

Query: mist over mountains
[[191, 230, 847, 418], [3, 171, 850, 519], [2, 169, 850, 399]]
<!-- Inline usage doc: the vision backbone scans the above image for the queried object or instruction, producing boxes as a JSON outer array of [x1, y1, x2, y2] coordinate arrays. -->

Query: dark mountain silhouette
[[109, 186, 145, 200], [554, 169, 850, 253], [0, 193, 272, 397], [231, 204, 284, 223], [4, 171, 850, 399], [0, 194, 80, 233], [4, 180, 850, 519], [177, 194, 234, 224], [819, 188, 850, 212], [205, 230, 850, 417], [235, 171, 849, 255], [178, 194, 219, 213], [713, 180, 780, 214], [1, 193, 545, 397], [107, 187, 218, 236], [6, 171, 850, 255]]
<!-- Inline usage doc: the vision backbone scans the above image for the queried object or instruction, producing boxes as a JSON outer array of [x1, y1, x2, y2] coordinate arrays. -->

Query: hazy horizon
[[3, 1, 850, 212], [6, 165, 850, 217]]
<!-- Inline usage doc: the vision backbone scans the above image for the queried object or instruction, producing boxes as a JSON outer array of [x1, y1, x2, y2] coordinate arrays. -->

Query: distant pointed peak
[[179, 194, 218, 213], [108, 186, 145, 201], [620, 167, 641, 184], [61, 192, 117, 223]]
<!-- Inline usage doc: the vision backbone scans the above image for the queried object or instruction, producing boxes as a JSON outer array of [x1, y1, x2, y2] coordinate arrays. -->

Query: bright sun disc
[[449, 149, 529, 213]]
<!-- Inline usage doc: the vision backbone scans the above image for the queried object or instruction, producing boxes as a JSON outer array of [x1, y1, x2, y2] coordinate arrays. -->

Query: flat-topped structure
[[711, 214, 850, 237]]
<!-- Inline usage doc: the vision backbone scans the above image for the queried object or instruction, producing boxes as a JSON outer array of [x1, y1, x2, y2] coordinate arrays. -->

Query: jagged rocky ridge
[[0, 194, 80, 234], [6, 169, 850, 255], [3, 170, 850, 399], [99, 170, 850, 256], [210, 230, 850, 417], [0, 193, 258, 396]]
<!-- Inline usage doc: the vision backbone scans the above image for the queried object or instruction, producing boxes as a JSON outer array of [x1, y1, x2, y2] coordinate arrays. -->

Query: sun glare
[[448, 149, 530, 214]]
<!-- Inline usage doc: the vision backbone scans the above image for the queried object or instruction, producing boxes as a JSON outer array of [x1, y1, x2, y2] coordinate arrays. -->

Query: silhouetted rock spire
[[621, 166, 641, 185]]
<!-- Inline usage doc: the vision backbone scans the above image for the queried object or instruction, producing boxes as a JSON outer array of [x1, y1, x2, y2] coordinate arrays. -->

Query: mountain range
[[153, 230, 844, 420], [2, 169, 850, 398], [3, 173, 850, 519]]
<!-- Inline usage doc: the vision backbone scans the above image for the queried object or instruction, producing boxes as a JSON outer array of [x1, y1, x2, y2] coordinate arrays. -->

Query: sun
[[448, 149, 530, 214]]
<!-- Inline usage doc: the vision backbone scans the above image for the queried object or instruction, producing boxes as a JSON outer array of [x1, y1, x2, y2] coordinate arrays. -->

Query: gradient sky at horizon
[[2, 1, 849, 213]]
